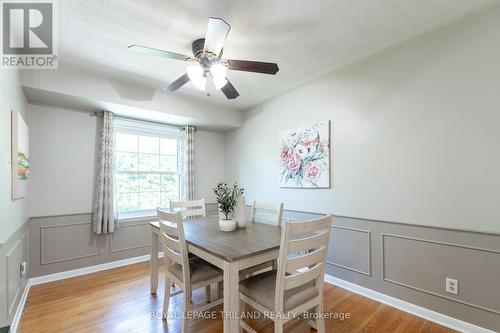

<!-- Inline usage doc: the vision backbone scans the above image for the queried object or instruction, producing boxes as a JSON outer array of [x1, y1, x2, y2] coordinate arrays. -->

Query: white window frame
[[113, 117, 182, 220]]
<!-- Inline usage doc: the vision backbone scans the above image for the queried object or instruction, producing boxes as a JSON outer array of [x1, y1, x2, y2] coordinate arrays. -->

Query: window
[[114, 118, 181, 219]]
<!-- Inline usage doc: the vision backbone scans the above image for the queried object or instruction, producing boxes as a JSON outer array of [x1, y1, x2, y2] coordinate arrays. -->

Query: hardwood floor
[[19, 262, 457, 333]]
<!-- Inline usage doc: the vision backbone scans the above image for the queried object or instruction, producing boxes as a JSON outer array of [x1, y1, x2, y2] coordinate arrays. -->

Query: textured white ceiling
[[58, 0, 496, 110]]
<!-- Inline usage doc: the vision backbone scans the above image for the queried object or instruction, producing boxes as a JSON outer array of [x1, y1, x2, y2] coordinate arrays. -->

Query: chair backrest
[[251, 201, 284, 226], [274, 214, 333, 313], [170, 199, 206, 218], [157, 209, 191, 286]]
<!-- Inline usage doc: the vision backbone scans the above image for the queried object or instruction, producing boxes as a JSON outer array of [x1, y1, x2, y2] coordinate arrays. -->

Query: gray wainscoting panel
[[325, 215, 500, 332], [382, 233, 500, 315], [29, 207, 222, 277], [0, 221, 29, 328], [29, 213, 154, 277], [328, 226, 371, 276], [40, 222, 98, 265], [109, 222, 150, 253], [6, 231, 28, 317]]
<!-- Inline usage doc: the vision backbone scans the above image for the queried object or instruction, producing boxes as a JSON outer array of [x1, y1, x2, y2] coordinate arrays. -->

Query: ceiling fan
[[128, 17, 279, 100]]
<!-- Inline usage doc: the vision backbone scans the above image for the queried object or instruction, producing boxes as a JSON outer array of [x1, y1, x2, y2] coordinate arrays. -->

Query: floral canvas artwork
[[280, 121, 330, 188]]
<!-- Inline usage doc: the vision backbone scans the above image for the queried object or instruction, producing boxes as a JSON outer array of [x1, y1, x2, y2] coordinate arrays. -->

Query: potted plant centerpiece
[[213, 182, 244, 232]]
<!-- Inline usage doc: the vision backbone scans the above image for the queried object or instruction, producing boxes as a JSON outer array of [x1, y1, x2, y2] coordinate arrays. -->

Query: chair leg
[[274, 319, 284, 333], [316, 302, 325, 333], [217, 281, 223, 299], [182, 296, 191, 333], [205, 284, 211, 303], [162, 276, 171, 320], [239, 299, 245, 333], [240, 298, 245, 316]]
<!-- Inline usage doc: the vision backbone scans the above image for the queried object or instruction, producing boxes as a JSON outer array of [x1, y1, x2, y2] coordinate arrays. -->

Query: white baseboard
[[10, 279, 31, 333], [9, 258, 494, 333], [324, 274, 496, 333], [30, 253, 162, 286]]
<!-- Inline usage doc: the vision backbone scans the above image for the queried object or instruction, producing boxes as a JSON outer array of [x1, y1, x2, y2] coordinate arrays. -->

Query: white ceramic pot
[[235, 196, 247, 228], [219, 219, 236, 232]]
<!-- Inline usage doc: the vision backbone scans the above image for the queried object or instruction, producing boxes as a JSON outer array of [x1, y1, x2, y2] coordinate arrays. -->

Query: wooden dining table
[[149, 216, 282, 333]]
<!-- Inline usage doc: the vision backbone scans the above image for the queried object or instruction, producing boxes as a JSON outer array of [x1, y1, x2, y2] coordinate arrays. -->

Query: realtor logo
[[1, 0, 57, 68]]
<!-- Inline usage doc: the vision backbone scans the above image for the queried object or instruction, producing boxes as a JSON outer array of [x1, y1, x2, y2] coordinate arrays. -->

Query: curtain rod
[[91, 111, 196, 131]]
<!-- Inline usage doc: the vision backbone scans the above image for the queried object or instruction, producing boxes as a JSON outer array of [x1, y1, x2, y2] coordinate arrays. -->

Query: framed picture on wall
[[12, 111, 29, 199], [279, 120, 331, 188]]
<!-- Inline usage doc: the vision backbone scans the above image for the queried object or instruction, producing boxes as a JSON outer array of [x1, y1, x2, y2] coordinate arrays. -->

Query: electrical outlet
[[446, 277, 458, 295], [20, 262, 27, 278]]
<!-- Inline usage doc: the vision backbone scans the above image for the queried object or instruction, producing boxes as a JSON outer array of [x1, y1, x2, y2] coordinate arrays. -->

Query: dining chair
[[240, 201, 284, 279], [169, 199, 207, 279], [167, 200, 223, 293], [170, 199, 206, 218], [158, 209, 223, 333], [238, 214, 333, 333], [251, 201, 284, 226]]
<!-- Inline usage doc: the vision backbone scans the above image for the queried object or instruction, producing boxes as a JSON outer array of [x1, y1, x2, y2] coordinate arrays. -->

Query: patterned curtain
[[180, 125, 195, 201], [93, 111, 116, 234]]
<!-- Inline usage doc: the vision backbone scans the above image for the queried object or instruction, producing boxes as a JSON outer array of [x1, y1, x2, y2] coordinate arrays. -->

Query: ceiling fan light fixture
[[213, 76, 228, 90], [130, 17, 279, 99], [210, 63, 227, 79], [186, 64, 206, 90], [210, 63, 228, 90]]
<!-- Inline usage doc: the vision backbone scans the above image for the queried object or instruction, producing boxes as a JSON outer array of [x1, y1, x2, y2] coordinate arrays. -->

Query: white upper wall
[[194, 130, 225, 202], [27, 105, 97, 217], [225, 6, 500, 233], [0, 70, 28, 243], [27, 104, 225, 216]]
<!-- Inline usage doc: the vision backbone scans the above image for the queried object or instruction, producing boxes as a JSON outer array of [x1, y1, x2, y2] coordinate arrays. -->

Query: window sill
[[118, 211, 158, 223]]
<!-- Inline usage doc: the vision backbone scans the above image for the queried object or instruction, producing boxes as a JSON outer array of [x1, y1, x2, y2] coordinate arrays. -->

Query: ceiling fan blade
[[167, 73, 190, 92], [203, 17, 230, 57], [221, 80, 239, 99], [128, 45, 190, 62], [226, 59, 279, 75]]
